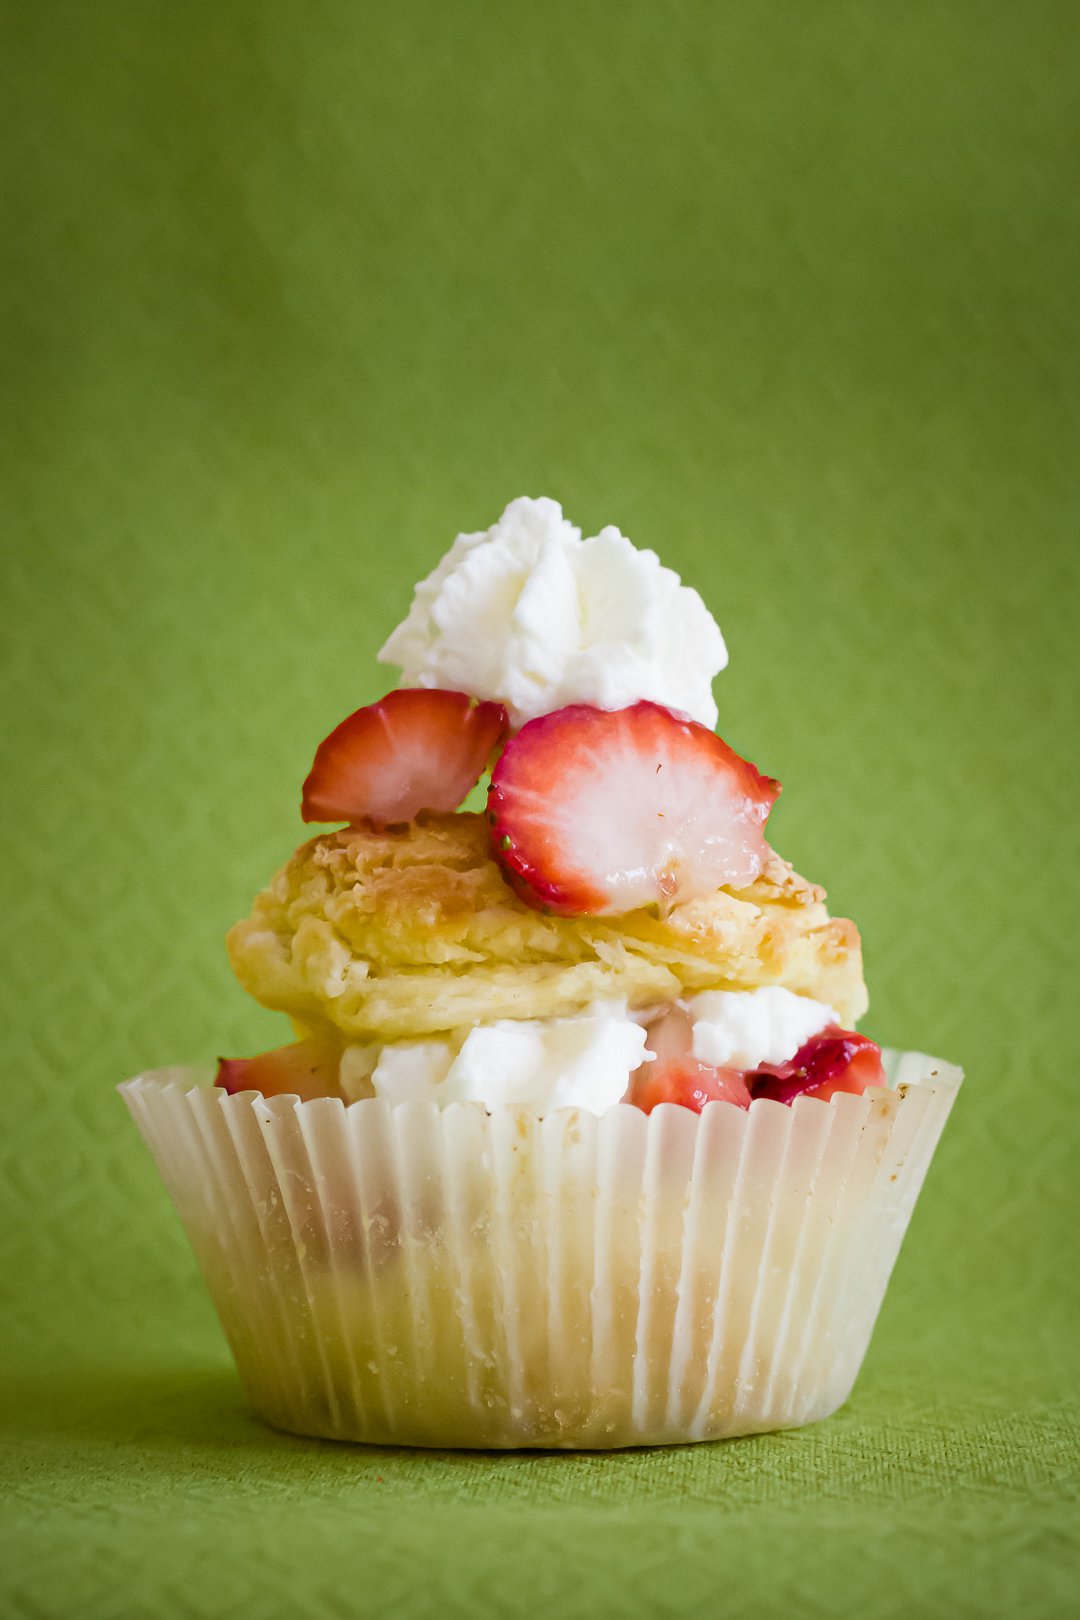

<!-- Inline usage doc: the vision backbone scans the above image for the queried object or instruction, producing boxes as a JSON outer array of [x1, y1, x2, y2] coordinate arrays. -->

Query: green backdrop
[[3, 2, 1078, 1615]]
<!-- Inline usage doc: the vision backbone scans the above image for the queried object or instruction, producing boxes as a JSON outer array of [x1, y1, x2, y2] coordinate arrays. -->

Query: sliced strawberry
[[628, 1057, 753, 1114], [624, 1007, 883, 1115], [488, 701, 779, 916], [626, 1005, 752, 1113], [750, 1028, 886, 1105], [301, 687, 508, 827], [215, 1036, 343, 1101]]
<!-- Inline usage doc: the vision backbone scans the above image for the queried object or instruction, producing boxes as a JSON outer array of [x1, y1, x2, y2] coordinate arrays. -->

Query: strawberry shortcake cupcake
[[122, 498, 961, 1449]]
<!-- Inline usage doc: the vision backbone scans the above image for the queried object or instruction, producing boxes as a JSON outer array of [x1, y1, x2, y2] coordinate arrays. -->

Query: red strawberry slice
[[750, 1028, 886, 1105], [626, 1005, 752, 1113], [302, 687, 508, 827], [629, 1057, 753, 1114], [215, 1036, 343, 1101], [488, 701, 779, 915]]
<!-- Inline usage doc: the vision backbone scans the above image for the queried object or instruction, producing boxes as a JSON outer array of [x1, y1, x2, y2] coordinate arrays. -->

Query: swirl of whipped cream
[[378, 496, 727, 730]]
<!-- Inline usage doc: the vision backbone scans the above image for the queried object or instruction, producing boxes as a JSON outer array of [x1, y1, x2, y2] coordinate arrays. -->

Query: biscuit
[[227, 812, 868, 1041]]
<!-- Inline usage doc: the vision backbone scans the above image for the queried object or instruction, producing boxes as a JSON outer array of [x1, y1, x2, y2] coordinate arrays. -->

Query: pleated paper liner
[[120, 1049, 961, 1449]]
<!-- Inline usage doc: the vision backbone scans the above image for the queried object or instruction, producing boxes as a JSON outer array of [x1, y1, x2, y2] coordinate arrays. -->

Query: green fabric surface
[[2, 1, 1078, 1615]]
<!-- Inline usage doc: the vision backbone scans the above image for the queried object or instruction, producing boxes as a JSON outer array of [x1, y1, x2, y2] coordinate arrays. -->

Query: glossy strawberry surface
[[488, 700, 779, 916], [749, 1028, 886, 1104], [628, 1057, 753, 1113], [626, 1009, 884, 1115], [302, 687, 508, 827]]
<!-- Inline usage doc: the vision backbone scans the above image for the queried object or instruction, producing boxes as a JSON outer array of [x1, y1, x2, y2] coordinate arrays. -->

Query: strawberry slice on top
[[302, 687, 508, 827], [488, 700, 779, 916]]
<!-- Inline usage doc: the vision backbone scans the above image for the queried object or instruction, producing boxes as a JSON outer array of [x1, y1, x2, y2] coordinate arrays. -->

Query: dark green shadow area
[[3, 1352, 1076, 1619], [3, 1350, 1075, 1507]]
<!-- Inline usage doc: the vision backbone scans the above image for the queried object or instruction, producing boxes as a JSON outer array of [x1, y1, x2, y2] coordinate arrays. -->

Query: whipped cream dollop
[[340, 1003, 650, 1115], [378, 496, 727, 730], [336, 989, 839, 1116], [685, 986, 838, 1069]]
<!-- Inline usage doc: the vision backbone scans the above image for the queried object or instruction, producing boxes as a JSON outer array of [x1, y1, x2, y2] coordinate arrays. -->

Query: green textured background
[[3, 2, 1078, 1616]]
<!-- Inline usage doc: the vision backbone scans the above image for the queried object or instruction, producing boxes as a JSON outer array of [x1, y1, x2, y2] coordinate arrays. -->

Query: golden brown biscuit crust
[[227, 813, 868, 1040]]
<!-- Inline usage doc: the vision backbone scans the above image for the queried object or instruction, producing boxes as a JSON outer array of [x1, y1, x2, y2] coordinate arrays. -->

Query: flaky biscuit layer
[[227, 812, 868, 1041]]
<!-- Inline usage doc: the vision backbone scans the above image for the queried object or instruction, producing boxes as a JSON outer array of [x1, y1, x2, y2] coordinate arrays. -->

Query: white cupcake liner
[[120, 1049, 961, 1449]]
